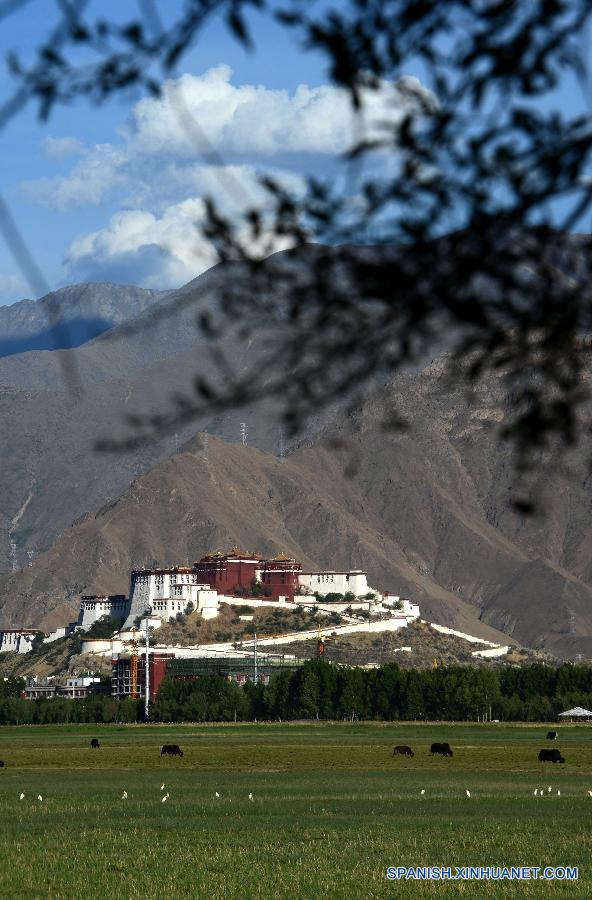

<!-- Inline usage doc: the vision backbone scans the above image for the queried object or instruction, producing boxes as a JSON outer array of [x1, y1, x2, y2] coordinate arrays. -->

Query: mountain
[[0, 259, 335, 577], [0, 431, 515, 648], [3, 249, 592, 656], [0, 283, 170, 359], [3, 357, 592, 658]]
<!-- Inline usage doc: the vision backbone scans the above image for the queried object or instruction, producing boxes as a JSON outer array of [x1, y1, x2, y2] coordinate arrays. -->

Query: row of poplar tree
[[0, 661, 591, 724]]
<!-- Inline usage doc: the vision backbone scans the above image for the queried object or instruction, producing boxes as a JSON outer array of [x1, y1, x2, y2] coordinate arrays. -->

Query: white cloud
[[26, 66, 435, 212], [43, 136, 85, 160], [28, 66, 434, 290], [27, 144, 127, 211], [64, 167, 301, 289]]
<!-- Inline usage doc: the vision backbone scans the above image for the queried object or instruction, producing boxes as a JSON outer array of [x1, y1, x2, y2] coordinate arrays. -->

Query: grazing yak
[[392, 745, 414, 757], [538, 748, 565, 763], [546, 731, 558, 740], [430, 742, 453, 757], [161, 744, 183, 757], [90, 738, 100, 749]]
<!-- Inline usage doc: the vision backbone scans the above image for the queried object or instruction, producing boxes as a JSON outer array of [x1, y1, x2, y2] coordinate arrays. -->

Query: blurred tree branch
[[2, 1, 592, 507]]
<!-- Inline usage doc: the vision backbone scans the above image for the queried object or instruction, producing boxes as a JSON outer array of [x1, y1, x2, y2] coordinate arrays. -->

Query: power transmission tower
[[568, 609, 576, 635], [240, 422, 248, 445]]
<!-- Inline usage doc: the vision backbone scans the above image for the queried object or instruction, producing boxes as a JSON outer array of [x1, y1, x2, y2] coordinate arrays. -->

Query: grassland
[[0, 722, 590, 899]]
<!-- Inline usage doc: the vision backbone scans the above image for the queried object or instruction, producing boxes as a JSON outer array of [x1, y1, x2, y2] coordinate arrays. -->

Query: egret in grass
[[160, 784, 165, 791], [557, 790, 561, 797], [587, 790, 592, 797], [121, 791, 128, 800], [249, 792, 253, 801], [215, 792, 220, 798], [548, 786, 552, 793], [162, 793, 169, 803], [534, 789, 538, 796], [465, 790, 471, 798], [19, 793, 24, 800], [37, 795, 42, 802], [420, 789, 425, 796]]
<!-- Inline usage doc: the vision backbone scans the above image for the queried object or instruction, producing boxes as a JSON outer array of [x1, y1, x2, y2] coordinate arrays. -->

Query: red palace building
[[194, 548, 302, 601], [259, 552, 302, 600]]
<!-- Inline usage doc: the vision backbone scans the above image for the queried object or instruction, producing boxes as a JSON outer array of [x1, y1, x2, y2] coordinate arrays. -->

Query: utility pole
[[144, 613, 150, 721]]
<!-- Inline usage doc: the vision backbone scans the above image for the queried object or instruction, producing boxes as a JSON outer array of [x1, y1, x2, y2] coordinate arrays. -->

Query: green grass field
[[0, 722, 590, 899]]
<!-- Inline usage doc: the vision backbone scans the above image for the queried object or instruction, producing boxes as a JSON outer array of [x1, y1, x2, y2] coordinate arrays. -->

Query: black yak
[[538, 748, 565, 763], [161, 744, 183, 757], [430, 742, 453, 757]]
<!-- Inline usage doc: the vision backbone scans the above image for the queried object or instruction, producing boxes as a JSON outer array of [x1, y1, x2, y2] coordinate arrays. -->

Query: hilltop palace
[[0, 548, 420, 654]]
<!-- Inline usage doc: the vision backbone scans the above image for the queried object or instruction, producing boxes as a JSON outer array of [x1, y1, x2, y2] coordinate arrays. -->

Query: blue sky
[[0, 2, 588, 306], [0, 0, 339, 304]]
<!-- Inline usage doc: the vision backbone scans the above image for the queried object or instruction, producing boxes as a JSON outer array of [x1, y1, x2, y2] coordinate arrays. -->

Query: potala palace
[[1, 548, 420, 654], [3, 548, 511, 704]]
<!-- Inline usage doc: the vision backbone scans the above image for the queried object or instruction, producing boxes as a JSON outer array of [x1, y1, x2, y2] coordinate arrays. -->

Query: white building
[[0, 629, 37, 654], [298, 570, 377, 598], [123, 567, 220, 627], [77, 595, 130, 630], [382, 594, 421, 618]]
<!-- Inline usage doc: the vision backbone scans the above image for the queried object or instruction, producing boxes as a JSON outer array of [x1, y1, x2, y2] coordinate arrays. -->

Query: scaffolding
[[128, 628, 139, 699], [167, 654, 303, 680]]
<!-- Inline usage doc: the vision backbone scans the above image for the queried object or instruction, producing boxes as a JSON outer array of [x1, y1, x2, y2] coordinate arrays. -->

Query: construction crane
[[316, 623, 339, 657], [126, 627, 139, 699]]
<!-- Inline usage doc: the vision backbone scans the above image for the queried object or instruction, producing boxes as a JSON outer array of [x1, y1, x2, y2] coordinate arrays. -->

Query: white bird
[[587, 790, 592, 797], [548, 786, 552, 793], [420, 789, 425, 795], [161, 793, 169, 803], [249, 792, 253, 801], [534, 789, 538, 796], [160, 784, 165, 791], [121, 791, 128, 800], [19, 792, 24, 800], [465, 790, 471, 798], [37, 795, 42, 802], [557, 789, 561, 797], [215, 791, 220, 798]]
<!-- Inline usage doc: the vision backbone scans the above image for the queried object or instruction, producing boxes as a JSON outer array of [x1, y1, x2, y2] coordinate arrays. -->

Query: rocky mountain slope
[[0, 257, 334, 576], [0, 282, 169, 359], [3, 368, 592, 659], [2, 252, 592, 657]]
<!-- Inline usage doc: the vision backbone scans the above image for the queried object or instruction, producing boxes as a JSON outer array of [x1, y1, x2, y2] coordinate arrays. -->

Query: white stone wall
[[77, 596, 130, 629], [0, 631, 35, 654], [298, 570, 376, 597]]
